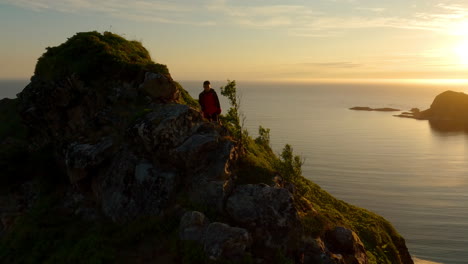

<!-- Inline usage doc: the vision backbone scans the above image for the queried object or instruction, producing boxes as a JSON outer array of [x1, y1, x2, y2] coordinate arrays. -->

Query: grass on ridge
[[231, 125, 408, 264], [34, 31, 169, 82]]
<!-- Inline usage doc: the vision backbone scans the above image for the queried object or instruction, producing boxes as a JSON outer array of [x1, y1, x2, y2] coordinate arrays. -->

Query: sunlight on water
[[414, 257, 445, 264]]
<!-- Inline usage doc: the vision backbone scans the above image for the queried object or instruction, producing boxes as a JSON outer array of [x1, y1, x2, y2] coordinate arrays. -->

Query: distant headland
[[351, 90, 468, 132], [397, 90, 468, 131]]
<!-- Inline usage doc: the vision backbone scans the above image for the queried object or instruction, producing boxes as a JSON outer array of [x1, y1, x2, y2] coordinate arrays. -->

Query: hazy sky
[[1, 0, 468, 82]]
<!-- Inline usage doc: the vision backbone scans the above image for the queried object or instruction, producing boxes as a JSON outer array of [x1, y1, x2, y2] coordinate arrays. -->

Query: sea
[[2, 79, 468, 264]]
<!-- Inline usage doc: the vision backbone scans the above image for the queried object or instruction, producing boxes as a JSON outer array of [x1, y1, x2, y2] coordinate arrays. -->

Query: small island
[[350, 106, 401, 112], [351, 91, 468, 132]]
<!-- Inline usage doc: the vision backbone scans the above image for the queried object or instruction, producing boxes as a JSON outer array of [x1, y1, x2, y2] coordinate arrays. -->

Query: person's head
[[203, 80, 211, 91]]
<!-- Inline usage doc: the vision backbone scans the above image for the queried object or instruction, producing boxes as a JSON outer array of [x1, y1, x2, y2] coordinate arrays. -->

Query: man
[[199, 80, 221, 122]]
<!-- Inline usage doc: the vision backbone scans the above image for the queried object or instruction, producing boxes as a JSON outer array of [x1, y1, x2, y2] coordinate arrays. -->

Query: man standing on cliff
[[199, 80, 221, 122]]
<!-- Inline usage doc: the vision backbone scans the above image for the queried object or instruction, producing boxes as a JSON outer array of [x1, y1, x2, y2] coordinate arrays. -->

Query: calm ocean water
[[2, 79, 468, 263], [0, 79, 29, 99]]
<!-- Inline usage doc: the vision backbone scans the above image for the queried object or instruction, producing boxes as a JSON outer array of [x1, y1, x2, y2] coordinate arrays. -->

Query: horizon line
[[2, 77, 468, 85], [176, 78, 468, 85]]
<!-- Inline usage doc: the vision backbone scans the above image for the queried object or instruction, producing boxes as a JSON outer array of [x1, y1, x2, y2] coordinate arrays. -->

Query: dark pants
[[205, 113, 219, 122]]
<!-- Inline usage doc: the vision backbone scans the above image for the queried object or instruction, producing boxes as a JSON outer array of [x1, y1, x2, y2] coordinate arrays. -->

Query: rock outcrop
[[139, 72, 180, 102], [17, 72, 230, 224], [226, 184, 301, 251], [325, 227, 368, 264], [0, 31, 414, 264], [179, 211, 252, 260]]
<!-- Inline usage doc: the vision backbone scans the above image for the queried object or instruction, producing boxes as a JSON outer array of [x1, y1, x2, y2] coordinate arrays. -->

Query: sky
[[1, 0, 468, 82]]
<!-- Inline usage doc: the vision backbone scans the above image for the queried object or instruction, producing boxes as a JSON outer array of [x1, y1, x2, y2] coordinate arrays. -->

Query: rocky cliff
[[0, 31, 414, 264]]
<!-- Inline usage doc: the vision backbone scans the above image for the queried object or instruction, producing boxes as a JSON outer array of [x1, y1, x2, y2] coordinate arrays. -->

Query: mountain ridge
[[0, 31, 413, 264]]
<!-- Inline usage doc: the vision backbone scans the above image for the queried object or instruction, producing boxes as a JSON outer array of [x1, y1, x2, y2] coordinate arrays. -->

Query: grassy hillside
[[35, 31, 169, 81], [234, 127, 408, 264]]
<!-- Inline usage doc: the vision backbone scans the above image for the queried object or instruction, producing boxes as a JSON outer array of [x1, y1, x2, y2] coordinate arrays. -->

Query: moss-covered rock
[[35, 31, 169, 81], [19, 32, 199, 149]]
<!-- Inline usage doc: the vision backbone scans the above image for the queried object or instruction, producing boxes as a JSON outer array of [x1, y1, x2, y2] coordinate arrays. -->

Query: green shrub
[[220, 80, 246, 150], [254, 126, 271, 149], [275, 144, 304, 183]]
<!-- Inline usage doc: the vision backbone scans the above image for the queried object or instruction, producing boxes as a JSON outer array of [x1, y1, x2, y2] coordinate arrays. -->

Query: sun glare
[[449, 21, 468, 36], [453, 39, 468, 66]]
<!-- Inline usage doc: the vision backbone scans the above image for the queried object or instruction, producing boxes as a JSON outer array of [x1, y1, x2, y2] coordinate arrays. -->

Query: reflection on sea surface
[[413, 257, 444, 264], [428, 119, 468, 134]]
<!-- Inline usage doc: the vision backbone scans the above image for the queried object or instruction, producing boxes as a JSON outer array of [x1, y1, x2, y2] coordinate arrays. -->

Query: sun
[[453, 39, 468, 66]]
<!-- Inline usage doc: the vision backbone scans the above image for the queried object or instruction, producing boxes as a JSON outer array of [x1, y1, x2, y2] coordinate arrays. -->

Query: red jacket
[[199, 89, 221, 116]]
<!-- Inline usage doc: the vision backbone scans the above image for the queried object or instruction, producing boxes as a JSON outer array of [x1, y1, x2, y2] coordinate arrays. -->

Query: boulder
[[325, 227, 368, 264], [203, 222, 252, 260], [139, 72, 180, 102], [189, 180, 226, 213], [175, 130, 235, 179], [65, 137, 114, 183], [225, 184, 301, 250], [174, 124, 235, 212], [179, 211, 209, 241], [179, 211, 252, 261], [96, 150, 177, 222], [302, 237, 328, 264], [130, 104, 204, 155], [175, 133, 220, 171], [300, 234, 370, 264]]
